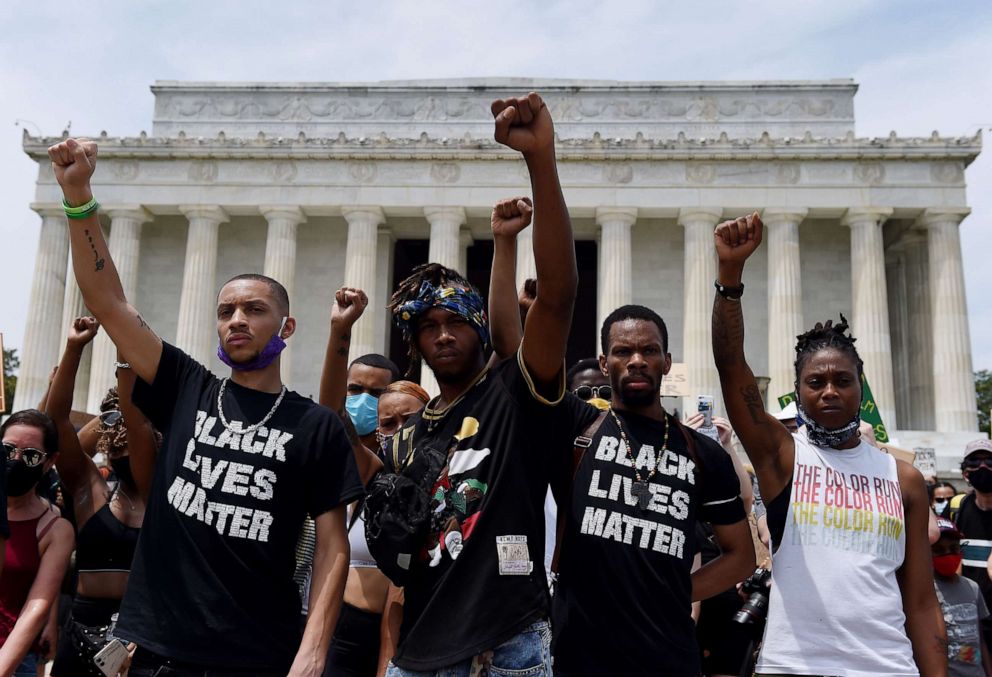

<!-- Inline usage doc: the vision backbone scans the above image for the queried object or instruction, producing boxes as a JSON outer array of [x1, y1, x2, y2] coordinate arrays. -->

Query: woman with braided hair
[[712, 213, 946, 676]]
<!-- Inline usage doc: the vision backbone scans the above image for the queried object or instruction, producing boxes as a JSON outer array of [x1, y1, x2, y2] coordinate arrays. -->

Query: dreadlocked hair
[[388, 263, 480, 376], [96, 387, 128, 456], [794, 313, 864, 383]]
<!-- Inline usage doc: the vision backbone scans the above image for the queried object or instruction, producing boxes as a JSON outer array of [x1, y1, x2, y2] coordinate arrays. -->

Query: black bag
[[364, 441, 448, 586]]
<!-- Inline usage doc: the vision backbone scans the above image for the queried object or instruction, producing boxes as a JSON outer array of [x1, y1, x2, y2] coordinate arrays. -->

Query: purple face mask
[[217, 317, 288, 371]]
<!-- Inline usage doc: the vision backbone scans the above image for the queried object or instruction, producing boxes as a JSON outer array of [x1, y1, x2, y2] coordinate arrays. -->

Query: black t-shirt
[[118, 342, 363, 670], [383, 353, 568, 671], [954, 493, 992, 610], [552, 409, 745, 677]]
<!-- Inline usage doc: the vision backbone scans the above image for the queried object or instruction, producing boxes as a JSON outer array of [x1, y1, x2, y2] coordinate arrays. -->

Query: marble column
[[60, 253, 90, 410], [176, 206, 227, 366], [763, 208, 807, 410], [421, 207, 466, 397], [88, 207, 150, 411], [921, 208, 977, 431], [679, 207, 724, 414], [13, 206, 69, 411], [902, 231, 935, 430], [374, 227, 395, 356], [342, 206, 384, 360], [596, 207, 637, 335], [841, 207, 896, 430], [261, 206, 305, 385]]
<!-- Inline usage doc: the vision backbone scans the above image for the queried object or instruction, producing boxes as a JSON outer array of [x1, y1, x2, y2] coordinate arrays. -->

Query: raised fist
[[491, 92, 554, 156], [331, 287, 368, 328], [714, 212, 763, 265], [67, 316, 100, 347], [491, 197, 533, 239], [47, 138, 97, 203]]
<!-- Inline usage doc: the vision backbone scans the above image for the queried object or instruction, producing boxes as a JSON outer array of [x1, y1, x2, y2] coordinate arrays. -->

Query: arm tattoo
[[711, 295, 745, 367], [336, 347, 348, 356], [136, 314, 150, 331], [740, 384, 767, 426], [84, 229, 106, 272]]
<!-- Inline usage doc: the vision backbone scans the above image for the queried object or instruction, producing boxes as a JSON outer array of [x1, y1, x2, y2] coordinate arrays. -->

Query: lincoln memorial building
[[14, 78, 982, 474]]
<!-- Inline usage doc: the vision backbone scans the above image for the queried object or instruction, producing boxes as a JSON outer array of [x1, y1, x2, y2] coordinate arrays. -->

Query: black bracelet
[[714, 280, 745, 300]]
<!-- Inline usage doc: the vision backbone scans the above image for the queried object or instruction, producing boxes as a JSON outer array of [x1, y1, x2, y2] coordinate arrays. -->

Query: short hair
[[794, 314, 863, 384], [385, 380, 431, 405], [600, 305, 669, 355], [220, 274, 290, 314], [350, 354, 402, 383], [1, 409, 59, 456], [567, 358, 601, 390], [522, 278, 537, 300]]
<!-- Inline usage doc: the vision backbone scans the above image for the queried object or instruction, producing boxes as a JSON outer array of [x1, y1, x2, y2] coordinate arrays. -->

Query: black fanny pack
[[363, 440, 448, 586]]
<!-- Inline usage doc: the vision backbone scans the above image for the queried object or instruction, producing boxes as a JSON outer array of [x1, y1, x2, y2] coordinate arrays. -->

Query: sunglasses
[[2, 441, 48, 468], [574, 385, 612, 402], [100, 410, 123, 427], [964, 458, 992, 471]]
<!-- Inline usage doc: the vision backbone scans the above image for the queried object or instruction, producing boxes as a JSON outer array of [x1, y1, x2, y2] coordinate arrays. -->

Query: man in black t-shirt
[[552, 305, 755, 677], [48, 136, 367, 675], [953, 439, 992, 633], [376, 92, 578, 675]]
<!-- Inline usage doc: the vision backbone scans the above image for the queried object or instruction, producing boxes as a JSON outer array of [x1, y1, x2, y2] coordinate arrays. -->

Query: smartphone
[[93, 640, 129, 677], [697, 395, 714, 428]]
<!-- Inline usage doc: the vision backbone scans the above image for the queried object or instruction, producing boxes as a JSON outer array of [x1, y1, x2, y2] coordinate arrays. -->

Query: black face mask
[[6, 459, 44, 497], [969, 467, 992, 493], [110, 456, 134, 489]]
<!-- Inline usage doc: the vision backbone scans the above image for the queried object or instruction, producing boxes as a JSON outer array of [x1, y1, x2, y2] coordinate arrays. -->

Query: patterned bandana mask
[[393, 281, 490, 349], [217, 317, 288, 371], [796, 401, 861, 448]]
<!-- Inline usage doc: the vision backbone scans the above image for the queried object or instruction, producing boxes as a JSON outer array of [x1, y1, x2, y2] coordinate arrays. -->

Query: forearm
[[525, 151, 576, 308], [904, 598, 947, 677], [319, 323, 352, 413], [66, 210, 128, 318], [711, 261, 748, 371], [0, 601, 51, 672], [377, 585, 404, 676], [293, 526, 349, 675], [47, 343, 83, 421], [489, 234, 523, 359], [690, 546, 754, 602]]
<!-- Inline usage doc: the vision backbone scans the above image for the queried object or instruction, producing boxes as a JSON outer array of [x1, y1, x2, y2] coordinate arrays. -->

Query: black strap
[[551, 411, 608, 574]]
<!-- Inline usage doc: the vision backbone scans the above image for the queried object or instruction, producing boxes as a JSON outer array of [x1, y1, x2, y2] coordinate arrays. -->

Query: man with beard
[[46, 136, 365, 676], [551, 304, 755, 677]]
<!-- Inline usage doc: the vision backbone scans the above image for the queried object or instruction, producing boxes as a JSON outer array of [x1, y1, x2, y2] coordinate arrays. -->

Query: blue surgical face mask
[[346, 393, 379, 436]]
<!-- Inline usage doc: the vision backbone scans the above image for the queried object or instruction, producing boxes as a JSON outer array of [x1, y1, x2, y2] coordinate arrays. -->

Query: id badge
[[496, 535, 533, 575]]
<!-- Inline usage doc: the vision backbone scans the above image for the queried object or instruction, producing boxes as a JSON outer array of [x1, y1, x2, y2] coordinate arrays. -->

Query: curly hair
[[793, 314, 864, 384], [96, 387, 128, 457], [388, 263, 481, 376]]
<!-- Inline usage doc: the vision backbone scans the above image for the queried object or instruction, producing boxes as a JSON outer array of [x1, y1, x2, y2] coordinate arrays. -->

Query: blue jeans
[[387, 620, 552, 677], [13, 652, 38, 677]]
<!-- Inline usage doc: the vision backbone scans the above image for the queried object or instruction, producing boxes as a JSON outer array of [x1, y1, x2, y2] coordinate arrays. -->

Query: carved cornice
[[21, 130, 981, 164]]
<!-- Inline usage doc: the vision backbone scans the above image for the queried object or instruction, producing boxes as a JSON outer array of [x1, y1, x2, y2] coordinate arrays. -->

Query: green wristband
[[63, 197, 99, 219]]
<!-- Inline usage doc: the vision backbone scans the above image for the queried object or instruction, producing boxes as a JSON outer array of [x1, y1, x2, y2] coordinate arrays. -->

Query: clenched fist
[[491, 197, 533, 240], [714, 212, 763, 266], [331, 287, 369, 329], [67, 316, 100, 348], [47, 138, 97, 205], [491, 92, 554, 156]]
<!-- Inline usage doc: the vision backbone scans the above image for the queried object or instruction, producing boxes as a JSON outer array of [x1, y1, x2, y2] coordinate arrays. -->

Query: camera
[[733, 567, 772, 626]]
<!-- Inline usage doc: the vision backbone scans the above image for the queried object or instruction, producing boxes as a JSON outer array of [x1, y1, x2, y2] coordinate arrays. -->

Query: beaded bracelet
[[62, 197, 100, 220]]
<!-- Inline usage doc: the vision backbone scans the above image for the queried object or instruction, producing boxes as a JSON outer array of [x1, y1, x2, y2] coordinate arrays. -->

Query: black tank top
[[75, 498, 140, 573]]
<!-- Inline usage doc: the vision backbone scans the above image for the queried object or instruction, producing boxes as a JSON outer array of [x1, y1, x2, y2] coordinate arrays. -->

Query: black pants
[[51, 596, 121, 677], [323, 602, 382, 677], [128, 647, 284, 677]]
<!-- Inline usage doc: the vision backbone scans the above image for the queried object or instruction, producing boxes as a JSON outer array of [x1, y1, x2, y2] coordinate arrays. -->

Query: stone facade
[[15, 78, 983, 474]]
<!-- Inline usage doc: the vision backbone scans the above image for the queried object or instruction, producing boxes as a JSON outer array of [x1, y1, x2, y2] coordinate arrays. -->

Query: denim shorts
[[387, 619, 553, 677]]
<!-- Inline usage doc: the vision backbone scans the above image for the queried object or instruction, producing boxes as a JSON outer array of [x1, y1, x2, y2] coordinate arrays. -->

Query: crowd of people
[[0, 91, 990, 676]]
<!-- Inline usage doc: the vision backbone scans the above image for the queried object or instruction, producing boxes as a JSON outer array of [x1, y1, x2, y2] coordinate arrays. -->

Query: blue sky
[[2, 0, 990, 372]]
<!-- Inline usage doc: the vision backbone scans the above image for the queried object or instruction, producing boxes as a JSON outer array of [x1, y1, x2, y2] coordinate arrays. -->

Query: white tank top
[[756, 430, 919, 677], [348, 512, 377, 568]]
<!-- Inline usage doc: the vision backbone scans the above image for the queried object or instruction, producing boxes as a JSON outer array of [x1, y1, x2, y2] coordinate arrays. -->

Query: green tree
[[978, 369, 992, 435], [2, 348, 18, 414]]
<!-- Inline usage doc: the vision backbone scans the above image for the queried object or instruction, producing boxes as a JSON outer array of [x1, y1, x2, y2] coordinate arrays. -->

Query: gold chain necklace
[[608, 407, 671, 511]]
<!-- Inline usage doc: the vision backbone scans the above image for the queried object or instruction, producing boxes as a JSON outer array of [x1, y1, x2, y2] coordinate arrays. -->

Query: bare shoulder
[[40, 517, 75, 555], [894, 458, 926, 503]]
